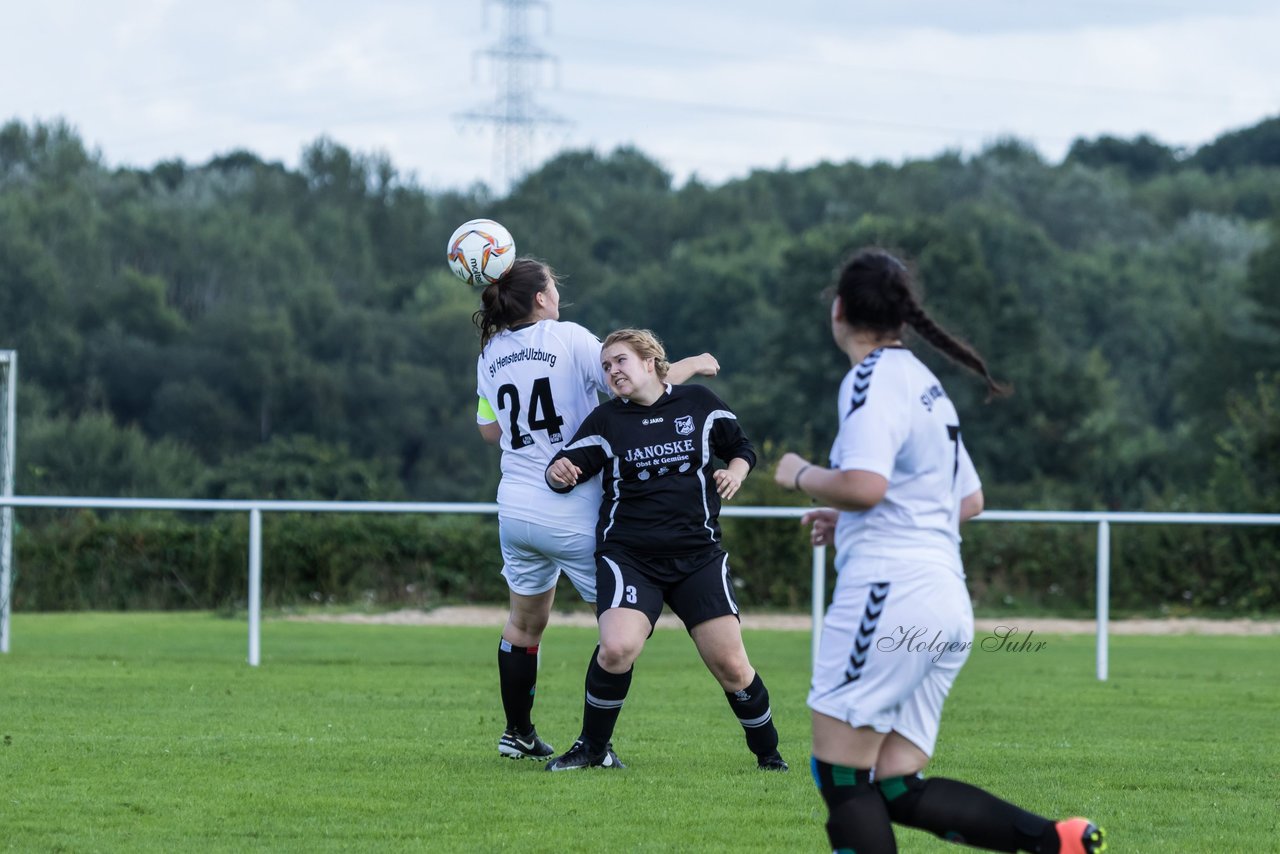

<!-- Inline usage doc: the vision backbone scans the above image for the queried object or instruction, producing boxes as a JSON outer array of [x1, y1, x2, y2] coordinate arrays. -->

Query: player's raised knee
[[597, 638, 642, 672]]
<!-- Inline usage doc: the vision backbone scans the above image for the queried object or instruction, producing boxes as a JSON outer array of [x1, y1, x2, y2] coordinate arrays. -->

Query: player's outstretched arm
[[774, 452, 887, 511], [667, 353, 720, 384]]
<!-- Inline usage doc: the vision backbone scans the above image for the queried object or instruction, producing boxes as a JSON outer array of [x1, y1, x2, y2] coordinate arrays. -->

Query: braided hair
[[473, 258, 553, 349], [602, 328, 671, 381], [836, 249, 1011, 399]]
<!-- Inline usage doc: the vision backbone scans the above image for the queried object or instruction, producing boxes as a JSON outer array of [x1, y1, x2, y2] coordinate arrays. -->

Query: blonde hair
[[602, 328, 670, 381]]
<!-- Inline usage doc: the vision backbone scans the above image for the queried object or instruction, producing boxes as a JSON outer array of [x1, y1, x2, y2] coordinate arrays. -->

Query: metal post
[[811, 544, 826, 668], [248, 509, 262, 666], [1, 351, 16, 654], [1096, 520, 1110, 681]]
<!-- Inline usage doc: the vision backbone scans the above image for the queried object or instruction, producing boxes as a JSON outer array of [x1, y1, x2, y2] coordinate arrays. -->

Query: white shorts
[[499, 517, 597, 603], [807, 559, 973, 757]]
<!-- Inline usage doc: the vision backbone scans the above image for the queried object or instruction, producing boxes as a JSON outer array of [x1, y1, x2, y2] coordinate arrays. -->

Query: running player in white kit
[[474, 258, 717, 761], [774, 249, 1105, 854]]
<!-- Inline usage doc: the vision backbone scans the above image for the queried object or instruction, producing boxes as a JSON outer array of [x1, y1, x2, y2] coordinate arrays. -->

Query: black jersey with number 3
[[547, 383, 756, 556]]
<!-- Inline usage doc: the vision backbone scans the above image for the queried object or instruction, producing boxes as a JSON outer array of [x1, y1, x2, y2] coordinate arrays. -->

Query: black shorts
[[595, 546, 741, 630]]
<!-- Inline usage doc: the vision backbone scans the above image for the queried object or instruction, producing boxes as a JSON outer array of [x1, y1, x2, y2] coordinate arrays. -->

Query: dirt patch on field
[[284, 607, 1280, 635]]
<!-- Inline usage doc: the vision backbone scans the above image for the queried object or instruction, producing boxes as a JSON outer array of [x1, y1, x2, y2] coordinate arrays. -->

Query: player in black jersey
[[541, 328, 787, 772]]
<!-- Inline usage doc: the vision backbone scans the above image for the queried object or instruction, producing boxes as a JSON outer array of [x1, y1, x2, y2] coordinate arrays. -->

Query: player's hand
[[713, 468, 744, 500], [774, 452, 812, 491], [691, 353, 720, 377], [546, 458, 582, 488], [801, 509, 838, 546]]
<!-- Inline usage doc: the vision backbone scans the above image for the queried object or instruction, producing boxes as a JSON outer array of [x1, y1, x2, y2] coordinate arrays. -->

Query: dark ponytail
[[472, 258, 553, 350], [837, 248, 1011, 400]]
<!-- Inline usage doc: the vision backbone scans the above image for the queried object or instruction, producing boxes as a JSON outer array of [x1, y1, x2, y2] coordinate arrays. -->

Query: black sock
[[497, 638, 538, 734], [580, 646, 632, 753], [877, 773, 1059, 853], [812, 759, 898, 854], [725, 672, 779, 758]]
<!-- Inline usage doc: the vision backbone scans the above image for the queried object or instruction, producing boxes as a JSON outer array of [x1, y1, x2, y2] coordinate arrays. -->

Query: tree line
[[2, 117, 1278, 613]]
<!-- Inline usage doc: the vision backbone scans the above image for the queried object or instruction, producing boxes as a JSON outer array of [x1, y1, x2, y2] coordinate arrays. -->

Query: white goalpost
[[1, 351, 15, 654]]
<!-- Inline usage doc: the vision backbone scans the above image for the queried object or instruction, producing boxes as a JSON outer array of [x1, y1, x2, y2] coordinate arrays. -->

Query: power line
[[550, 34, 1278, 108], [556, 86, 1076, 148]]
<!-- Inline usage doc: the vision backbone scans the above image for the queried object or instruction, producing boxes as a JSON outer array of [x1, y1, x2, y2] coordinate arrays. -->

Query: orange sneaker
[[1056, 817, 1106, 854]]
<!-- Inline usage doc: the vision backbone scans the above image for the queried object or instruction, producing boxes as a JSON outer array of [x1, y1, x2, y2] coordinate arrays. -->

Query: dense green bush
[[12, 511, 504, 611]]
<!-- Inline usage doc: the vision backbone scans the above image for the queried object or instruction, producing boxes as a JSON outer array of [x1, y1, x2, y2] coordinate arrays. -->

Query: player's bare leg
[[504, 587, 554, 645], [690, 615, 786, 770], [689, 614, 753, 689], [874, 731, 929, 779], [596, 607, 651, 673]]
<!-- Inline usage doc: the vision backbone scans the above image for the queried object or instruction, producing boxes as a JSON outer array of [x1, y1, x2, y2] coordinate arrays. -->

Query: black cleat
[[757, 750, 789, 771], [545, 739, 625, 771], [498, 727, 555, 760]]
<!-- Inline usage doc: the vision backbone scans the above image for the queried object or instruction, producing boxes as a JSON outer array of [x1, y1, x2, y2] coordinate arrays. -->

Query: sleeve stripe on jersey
[[563, 434, 609, 453], [563, 433, 624, 543], [848, 348, 886, 416], [697, 410, 737, 543]]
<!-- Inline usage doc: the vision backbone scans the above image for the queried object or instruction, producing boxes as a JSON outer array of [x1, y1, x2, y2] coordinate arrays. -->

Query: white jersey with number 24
[[477, 319, 608, 537]]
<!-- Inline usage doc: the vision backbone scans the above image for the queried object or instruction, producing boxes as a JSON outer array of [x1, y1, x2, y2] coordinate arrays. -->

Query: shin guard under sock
[[725, 672, 779, 758], [812, 758, 898, 854], [581, 647, 632, 753], [497, 638, 538, 733], [877, 773, 1059, 852]]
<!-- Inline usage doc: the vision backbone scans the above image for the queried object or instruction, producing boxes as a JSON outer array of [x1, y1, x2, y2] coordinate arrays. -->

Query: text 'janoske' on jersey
[[547, 384, 757, 556], [476, 319, 610, 537], [829, 347, 982, 578]]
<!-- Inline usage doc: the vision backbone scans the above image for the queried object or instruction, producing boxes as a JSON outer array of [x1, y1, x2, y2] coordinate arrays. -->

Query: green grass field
[[2, 613, 1278, 852]]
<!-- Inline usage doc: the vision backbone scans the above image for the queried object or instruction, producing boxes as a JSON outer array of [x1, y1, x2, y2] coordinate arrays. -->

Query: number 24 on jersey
[[497, 377, 565, 448]]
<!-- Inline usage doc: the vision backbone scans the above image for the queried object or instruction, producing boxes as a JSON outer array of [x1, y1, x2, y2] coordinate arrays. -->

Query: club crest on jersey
[[674, 415, 695, 436]]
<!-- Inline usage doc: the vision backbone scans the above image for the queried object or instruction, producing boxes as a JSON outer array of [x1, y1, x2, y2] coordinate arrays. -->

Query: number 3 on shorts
[[625, 585, 638, 604]]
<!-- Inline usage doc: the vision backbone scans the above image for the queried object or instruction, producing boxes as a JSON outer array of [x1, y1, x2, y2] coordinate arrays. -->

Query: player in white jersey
[[774, 249, 1105, 854], [473, 258, 717, 761]]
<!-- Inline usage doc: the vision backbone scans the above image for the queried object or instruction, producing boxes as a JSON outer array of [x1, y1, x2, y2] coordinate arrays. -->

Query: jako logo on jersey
[[624, 439, 694, 462], [674, 415, 695, 435], [642, 417, 664, 425]]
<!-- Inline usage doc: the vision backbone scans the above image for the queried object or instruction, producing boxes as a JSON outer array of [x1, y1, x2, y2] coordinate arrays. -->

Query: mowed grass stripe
[[2, 613, 1277, 851]]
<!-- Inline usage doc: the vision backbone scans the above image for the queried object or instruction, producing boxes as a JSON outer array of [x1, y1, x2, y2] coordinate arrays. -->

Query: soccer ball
[[446, 218, 516, 286]]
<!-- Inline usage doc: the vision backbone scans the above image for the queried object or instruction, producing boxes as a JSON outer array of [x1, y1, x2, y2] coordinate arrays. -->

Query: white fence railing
[[2, 496, 1278, 679]]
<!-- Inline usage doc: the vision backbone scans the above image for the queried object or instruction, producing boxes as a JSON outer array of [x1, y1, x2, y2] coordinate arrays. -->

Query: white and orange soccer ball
[[446, 218, 516, 286]]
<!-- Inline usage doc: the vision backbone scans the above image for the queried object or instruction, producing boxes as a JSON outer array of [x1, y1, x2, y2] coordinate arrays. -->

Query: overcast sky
[[3, 0, 1278, 192]]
